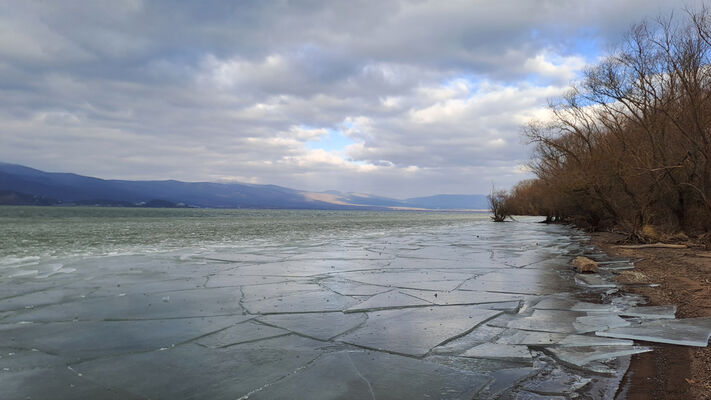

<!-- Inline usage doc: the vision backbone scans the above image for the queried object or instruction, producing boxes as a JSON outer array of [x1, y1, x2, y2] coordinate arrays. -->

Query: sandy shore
[[590, 232, 711, 399]]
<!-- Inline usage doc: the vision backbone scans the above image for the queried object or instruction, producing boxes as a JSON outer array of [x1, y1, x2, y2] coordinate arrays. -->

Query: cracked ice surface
[[337, 306, 502, 356], [1, 212, 699, 399], [247, 351, 491, 400], [256, 312, 368, 341]]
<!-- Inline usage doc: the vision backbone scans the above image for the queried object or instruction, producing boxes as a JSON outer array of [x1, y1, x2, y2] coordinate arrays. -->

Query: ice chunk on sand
[[573, 314, 630, 333], [571, 302, 676, 319], [496, 330, 633, 347], [558, 335, 633, 347], [575, 274, 617, 288], [596, 317, 711, 347], [532, 297, 577, 311], [617, 305, 676, 319], [548, 345, 652, 367], [570, 302, 621, 313]]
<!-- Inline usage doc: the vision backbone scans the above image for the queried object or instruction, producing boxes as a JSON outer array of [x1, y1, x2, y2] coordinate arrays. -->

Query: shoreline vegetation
[[495, 9, 711, 398], [500, 9, 711, 248]]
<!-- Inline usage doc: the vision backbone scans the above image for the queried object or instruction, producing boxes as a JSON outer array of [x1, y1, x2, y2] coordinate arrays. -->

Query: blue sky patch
[[306, 128, 354, 152]]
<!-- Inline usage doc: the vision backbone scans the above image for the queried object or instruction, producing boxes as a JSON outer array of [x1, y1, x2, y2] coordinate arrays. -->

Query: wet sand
[[591, 232, 711, 399]]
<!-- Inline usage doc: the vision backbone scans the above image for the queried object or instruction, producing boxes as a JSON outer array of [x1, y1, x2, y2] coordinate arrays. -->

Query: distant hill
[[404, 194, 489, 210], [0, 190, 58, 206], [0, 162, 488, 210]]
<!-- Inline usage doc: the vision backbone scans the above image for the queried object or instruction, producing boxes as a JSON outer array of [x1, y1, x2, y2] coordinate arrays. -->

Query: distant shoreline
[[0, 204, 491, 213]]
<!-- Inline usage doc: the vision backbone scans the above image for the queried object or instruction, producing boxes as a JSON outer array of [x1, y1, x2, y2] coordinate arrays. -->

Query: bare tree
[[488, 187, 512, 222], [514, 9, 711, 237]]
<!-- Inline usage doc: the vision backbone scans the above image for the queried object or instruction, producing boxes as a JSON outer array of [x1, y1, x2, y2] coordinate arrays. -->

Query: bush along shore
[[494, 9, 711, 399], [502, 9, 711, 246]]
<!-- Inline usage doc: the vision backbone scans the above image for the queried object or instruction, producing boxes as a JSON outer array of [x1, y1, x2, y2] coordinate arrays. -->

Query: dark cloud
[[0, 0, 696, 197]]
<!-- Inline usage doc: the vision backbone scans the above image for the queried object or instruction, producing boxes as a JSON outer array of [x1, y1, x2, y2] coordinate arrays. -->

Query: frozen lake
[[0, 208, 639, 399]]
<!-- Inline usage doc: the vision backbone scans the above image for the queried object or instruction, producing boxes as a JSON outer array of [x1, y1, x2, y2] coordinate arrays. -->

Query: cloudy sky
[[0, 0, 696, 198]]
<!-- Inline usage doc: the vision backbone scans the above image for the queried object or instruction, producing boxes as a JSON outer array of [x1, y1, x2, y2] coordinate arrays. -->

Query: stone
[[572, 256, 598, 273]]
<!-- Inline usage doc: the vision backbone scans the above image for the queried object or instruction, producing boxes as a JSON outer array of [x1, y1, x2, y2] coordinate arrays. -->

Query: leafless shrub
[[488, 188, 512, 222]]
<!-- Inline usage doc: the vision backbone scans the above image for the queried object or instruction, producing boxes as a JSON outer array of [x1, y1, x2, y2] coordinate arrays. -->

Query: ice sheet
[[338, 306, 501, 356], [462, 343, 532, 363], [342, 270, 474, 291], [575, 274, 617, 288], [196, 321, 289, 348], [570, 301, 621, 313], [319, 279, 391, 296], [257, 312, 367, 340], [247, 351, 491, 400], [596, 317, 711, 347], [0, 316, 250, 358], [241, 281, 323, 301], [0, 287, 94, 313], [532, 297, 577, 310], [459, 278, 565, 295], [205, 274, 290, 288], [506, 310, 585, 333], [519, 367, 591, 396], [548, 345, 652, 367], [344, 290, 431, 313], [573, 314, 630, 333], [495, 330, 633, 347], [617, 305, 677, 319], [0, 214, 662, 399], [400, 289, 523, 307], [432, 325, 506, 354], [482, 367, 538, 397], [243, 290, 360, 314], [72, 338, 326, 399], [0, 367, 139, 400], [4, 287, 244, 322]]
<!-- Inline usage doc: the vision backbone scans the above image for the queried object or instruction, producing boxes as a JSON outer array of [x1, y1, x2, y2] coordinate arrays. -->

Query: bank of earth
[[591, 232, 711, 400]]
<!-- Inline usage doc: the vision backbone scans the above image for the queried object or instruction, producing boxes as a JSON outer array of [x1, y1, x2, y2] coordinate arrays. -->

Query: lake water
[[0, 207, 634, 399]]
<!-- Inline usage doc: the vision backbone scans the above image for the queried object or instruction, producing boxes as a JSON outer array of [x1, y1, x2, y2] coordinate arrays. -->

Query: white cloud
[[0, 0, 688, 197]]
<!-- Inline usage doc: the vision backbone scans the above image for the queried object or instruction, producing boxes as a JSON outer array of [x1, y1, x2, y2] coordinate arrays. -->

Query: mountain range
[[0, 162, 489, 210]]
